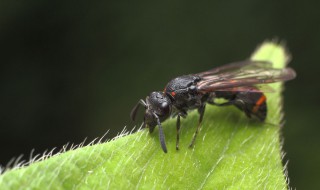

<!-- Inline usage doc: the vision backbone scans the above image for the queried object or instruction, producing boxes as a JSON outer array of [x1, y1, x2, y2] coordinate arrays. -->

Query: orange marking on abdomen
[[252, 95, 266, 113]]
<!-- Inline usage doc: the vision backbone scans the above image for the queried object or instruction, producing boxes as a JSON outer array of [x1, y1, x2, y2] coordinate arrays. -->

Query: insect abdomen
[[236, 92, 267, 121], [251, 94, 267, 121], [214, 91, 267, 121]]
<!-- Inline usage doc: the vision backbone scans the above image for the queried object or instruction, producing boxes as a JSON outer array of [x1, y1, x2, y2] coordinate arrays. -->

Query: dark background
[[0, 1, 319, 189]]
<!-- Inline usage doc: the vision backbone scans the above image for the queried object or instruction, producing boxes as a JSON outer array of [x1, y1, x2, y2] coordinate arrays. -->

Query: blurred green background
[[0, 1, 319, 189]]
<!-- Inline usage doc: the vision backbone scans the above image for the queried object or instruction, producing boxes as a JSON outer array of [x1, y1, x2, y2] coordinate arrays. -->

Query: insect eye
[[161, 102, 168, 109], [189, 85, 196, 91]]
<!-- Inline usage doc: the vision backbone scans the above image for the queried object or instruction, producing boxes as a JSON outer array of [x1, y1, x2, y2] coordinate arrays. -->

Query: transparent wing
[[214, 85, 275, 93], [196, 61, 296, 92], [197, 60, 273, 77]]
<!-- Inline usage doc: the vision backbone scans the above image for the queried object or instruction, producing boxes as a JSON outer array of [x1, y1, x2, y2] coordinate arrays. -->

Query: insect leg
[[210, 99, 252, 118], [208, 101, 234, 106], [189, 104, 206, 148], [153, 113, 167, 153], [176, 115, 181, 150]]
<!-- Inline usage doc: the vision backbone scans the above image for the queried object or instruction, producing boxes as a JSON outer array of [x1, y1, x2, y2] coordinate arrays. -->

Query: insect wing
[[197, 62, 296, 92], [197, 60, 273, 77], [214, 85, 275, 93]]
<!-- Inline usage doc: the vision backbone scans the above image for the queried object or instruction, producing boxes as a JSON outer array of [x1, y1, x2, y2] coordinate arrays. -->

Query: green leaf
[[0, 41, 290, 189]]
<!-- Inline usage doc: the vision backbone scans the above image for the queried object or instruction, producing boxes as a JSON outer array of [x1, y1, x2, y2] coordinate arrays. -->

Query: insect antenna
[[153, 113, 167, 153]]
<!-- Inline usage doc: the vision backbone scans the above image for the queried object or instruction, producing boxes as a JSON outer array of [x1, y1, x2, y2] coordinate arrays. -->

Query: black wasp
[[130, 60, 296, 153]]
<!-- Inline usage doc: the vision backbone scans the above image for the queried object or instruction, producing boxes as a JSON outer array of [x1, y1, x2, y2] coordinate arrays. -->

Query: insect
[[130, 60, 296, 153]]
